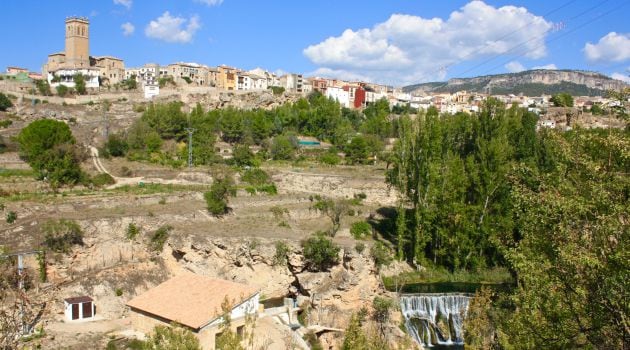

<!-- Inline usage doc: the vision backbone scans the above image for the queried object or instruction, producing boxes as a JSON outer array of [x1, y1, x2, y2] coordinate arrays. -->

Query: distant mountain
[[403, 69, 628, 97]]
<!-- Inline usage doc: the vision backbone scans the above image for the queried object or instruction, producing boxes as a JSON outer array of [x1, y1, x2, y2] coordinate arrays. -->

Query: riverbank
[[383, 267, 513, 293]]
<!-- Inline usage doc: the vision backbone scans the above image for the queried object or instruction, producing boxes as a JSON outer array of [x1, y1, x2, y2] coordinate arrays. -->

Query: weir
[[400, 293, 471, 348]]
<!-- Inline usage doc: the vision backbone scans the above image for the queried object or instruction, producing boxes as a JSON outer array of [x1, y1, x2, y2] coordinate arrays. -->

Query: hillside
[[403, 69, 628, 96]]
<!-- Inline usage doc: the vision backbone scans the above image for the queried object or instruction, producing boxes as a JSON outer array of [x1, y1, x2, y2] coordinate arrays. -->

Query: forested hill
[[403, 69, 628, 96]]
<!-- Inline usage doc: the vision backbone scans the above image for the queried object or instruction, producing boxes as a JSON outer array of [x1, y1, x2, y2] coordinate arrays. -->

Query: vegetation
[[35, 80, 52, 96], [350, 221, 371, 239], [5, 211, 17, 224], [91, 173, 115, 187], [55, 84, 70, 97], [204, 176, 236, 216], [272, 241, 290, 266], [312, 197, 352, 236], [301, 233, 340, 271], [73, 74, 87, 95], [369, 241, 393, 268], [550, 92, 574, 107], [241, 168, 277, 195], [126, 223, 139, 240], [0, 93, 12, 111], [42, 219, 83, 253], [142, 324, 201, 350], [149, 225, 172, 252]]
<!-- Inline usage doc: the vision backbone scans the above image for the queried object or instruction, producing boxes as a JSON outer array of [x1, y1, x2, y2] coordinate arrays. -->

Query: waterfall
[[400, 293, 471, 347]]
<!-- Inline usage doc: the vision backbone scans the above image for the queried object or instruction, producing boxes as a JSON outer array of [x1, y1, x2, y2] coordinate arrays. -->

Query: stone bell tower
[[65, 17, 90, 68]]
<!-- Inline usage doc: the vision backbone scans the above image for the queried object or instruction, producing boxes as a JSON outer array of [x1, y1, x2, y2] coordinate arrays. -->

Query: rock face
[[404, 69, 628, 96]]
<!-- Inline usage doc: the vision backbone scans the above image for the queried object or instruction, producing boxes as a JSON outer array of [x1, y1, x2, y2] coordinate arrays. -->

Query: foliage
[[115, 288, 123, 297], [142, 324, 201, 350], [73, 74, 86, 95], [5, 211, 16, 224], [370, 241, 393, 268], [269, 86, 285, 95], [354, 242, 365, 254], [34, 80, 52, 96], [270, 135, 296, 160], [342, 313, 369, 350], [301, 233, 340, 271], [232, 145, 256, 167], [312, 197, 351, 236], [319, 150, 340, 165], [105, 134, 128, 157], [42, 219, 83, 253], [17, 119, 84, 186], [55, 84, 70, 97], [303, 331, 323, 350], [121, 76, 137, 90], [215, 297, 245, 350], [464, 287, 496, 350], [0, 93, 13, 111], [372, 296, 395, 336], [150, 225, 172, 252], [158, 76, 175, 88], [345, 136, 369, 164], [350, 221, 371, 239], [550, 92, 574, 107], [91, 173, 115, 187], [126, 223, 139, 240], [36, 251, 46, 283], [273, 241, 290, 266], [204, 176, 236, 216], [241, 168, 276, 195]]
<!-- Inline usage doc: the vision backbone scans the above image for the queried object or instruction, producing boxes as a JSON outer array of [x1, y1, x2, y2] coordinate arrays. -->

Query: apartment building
[[279, 73, 303, 93], [167, 62, 208, 86], [217, 65, 238, 90]]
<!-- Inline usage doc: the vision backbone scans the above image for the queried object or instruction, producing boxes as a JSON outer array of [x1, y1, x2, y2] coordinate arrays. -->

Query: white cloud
[[532, 63, 557, 70], [303, 1, 552, 85], [145, 12, 201, 44], [113, 0, 132, 9], [584, 32, 630, 63], [505, 61, 525, 73], [121, 22, 135, 36], [196, 0, 223, 6], [611, 71, 630, 83]]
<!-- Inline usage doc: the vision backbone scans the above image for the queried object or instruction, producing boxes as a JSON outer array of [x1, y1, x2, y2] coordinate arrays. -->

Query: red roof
[[64, 296, 93, 304]]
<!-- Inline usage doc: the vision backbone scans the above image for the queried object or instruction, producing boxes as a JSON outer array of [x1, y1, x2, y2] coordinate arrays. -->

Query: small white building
[[64, 296, 95, 321], [48, 67, 100, 89], [143, 82, 159, 99], [326, 87, 350, 108]]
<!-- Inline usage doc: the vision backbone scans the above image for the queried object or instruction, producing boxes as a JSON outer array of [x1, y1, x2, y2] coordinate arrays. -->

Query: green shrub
[[105, 134, 128, 157], [6, 211, 17, 224], [0, 120, 13, 128], [273, 241, 290, 266], [355, 242, 366, 254], [204, 176, 236, 216], [319, 152, 340, 166], [370, 241, 393, 268], [301, 233, 340, 271], [270, 206, 289, 220], [150, 225, 172, 252], [158, 197, 166, 205], [115, 288, 123, 297], [350, 221, 371, 239], [126, 223, 139, 240], [92, 173, 115, 187], [0, 93, 13, 111], [42, 219, 84, 253], [241, 168, 271, 186]]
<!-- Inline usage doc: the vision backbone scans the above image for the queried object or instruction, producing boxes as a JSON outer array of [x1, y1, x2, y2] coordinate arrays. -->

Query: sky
[[2, 0, 629, 86]]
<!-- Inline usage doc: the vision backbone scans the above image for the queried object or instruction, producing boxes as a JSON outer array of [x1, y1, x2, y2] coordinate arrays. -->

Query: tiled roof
[[127, 273, 259, 329], [64, 296, 93, 304]]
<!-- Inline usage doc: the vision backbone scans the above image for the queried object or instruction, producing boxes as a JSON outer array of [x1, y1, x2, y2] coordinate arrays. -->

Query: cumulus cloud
[[611, 71, 630, 83], [113, 0, 132, 9], [303, 1, 552, 85], [121, 22, 135, 36], [532, 63, 557, 70], [505, 61, 525, 73], [145, 12, 201, 44], [584, 32, 630, 63], [196, 0, 223, 6]]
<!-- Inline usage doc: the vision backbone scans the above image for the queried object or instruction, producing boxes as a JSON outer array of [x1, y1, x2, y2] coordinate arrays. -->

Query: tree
[[104, 134, 128, 157], [270, 135, 296, 160], [550, 92, 574, 107], [35, 80, 52, 96], [372, 296, 394, 337], [464, 287, 496, 350], [122, 75, 138, 90], [204, 176, 236, 216], [312, 197, 351, 236], [342, 314, 369, 350], [17, 119, 84, 186], [301, 233, 340, 271], [56, 84, 69, 97], [73, 73, 87, 95], [42, 219, 84, 253], [232, 145, 256, 167], [345, 136, 369, 165], [142, 324, 201, 350], [0, 93, 13, 111], [215, 297, 245, 350]]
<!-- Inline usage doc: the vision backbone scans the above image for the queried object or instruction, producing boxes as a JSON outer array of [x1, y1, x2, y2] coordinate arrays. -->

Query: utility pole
[[0, 250, 43, 335], [185, 128, 196, 169]]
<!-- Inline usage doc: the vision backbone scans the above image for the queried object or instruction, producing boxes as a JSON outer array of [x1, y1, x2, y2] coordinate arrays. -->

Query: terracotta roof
[[65, 296, 93, 304], [126, 273, 259, 329]]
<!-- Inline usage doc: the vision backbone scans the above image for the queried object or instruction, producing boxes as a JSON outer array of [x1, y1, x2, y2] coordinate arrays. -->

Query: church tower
[[65, 17, 90, 68]]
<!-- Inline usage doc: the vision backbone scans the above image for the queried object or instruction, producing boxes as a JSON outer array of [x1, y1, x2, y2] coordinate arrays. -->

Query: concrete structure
[[64, 296, 95, 321], [64, 17, 90, 68], [143, 83, 159, 99], [127, 274, 260, 350], [280, 73, 303, 93]]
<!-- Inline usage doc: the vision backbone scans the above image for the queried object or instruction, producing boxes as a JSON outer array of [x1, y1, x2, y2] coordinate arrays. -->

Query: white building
[[47, 67, 100, 89], [143, 83, 159, 99], [280, 73, 303, 93], [64, 296, 96, 321], [326, 87, 350, 107]]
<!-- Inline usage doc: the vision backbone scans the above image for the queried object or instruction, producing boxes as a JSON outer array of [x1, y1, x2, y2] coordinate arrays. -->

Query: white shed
[[64, 296, 95, 321]]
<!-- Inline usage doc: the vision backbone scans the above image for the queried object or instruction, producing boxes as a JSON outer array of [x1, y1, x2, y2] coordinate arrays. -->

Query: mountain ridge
[[403, 69, 628, 96]]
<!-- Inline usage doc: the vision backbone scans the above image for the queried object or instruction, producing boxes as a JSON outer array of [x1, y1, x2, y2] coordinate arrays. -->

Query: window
[[236, 325, 244, 338]]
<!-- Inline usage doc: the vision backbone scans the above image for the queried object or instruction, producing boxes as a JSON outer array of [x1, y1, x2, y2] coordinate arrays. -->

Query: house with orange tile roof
[[127, 273, 260, 349]]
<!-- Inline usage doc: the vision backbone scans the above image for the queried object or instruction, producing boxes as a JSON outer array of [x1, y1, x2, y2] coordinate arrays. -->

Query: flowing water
[[400, 293, 471, 348]]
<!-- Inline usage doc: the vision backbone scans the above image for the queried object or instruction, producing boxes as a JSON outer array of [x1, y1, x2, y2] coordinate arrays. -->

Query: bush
[[105, 134, 128, 157], [241, 168, 271, 186], [115, 288, 123, 297], [355, 242, 366, 254], [91, 173, 115, 187], [204, 176, 236, 216], [302, 233, 340, 271], [271, 135, 296, 160], [319, 152, 340, 166], [232, 145, 256, 167], [126, 223, 139, 240], [42, 219, 84, 253], [56, 84, 70, 97], [350, 221, 371, 239], [0, 93, 13, 111], [269, 86, 285, 95], [150, 225, 172, 252], [6, 211, 17, 224], [370, 241, 393, 268], [273, 241, 290, 266]]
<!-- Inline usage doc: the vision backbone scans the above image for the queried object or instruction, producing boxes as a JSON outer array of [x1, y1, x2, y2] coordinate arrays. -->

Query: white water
[[400, 294, 471, 347]]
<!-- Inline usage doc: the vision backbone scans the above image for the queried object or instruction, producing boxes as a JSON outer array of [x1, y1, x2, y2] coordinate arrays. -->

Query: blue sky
[[2, 0, 629, 86]]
